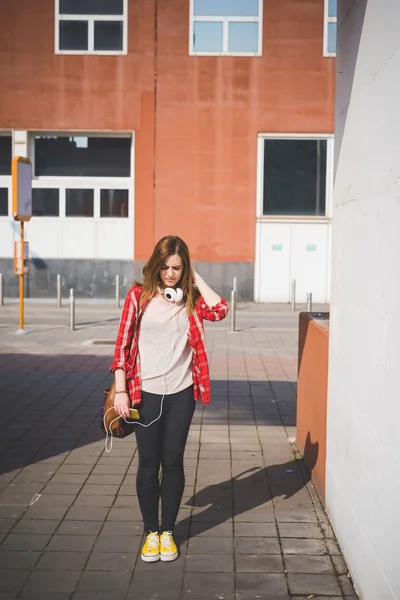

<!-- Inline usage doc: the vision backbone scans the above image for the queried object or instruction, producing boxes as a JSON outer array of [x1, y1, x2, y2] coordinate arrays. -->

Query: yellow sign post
[[12, 156, 32, 333]]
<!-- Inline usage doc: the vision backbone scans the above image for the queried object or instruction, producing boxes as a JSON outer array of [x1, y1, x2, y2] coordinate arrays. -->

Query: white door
[[257, 223, 291, 302]]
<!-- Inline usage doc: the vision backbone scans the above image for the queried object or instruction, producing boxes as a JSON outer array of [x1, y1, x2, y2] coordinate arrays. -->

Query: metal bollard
[[233, 277, 237, 294], [307, 292, 313, 313], [230, 289, 236, 332], [69, 288, 75, 331], [57, 274, 62, 308], [115, 275, 120, 308], [291, 279, 296, 311], [0, 273, 3, 306]]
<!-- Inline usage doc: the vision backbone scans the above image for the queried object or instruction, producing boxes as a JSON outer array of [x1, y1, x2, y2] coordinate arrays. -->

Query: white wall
[[326, 1, 400, 598]]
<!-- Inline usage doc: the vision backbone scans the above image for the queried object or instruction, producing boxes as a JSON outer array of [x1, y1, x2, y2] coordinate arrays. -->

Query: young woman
[[110, 236, 228, 563]]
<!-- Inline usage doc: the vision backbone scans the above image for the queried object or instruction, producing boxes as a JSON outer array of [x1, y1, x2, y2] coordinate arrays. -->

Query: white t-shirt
[[138, 294, 193, 395]]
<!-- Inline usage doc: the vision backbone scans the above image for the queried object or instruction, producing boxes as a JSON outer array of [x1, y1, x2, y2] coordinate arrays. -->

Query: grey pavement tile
[[288, 573, 342, 596], [72, 495, 115, 508], [128, 594, 180, 600], [79, 484, 119, 496], [340, 574, 356, 595], [0, 550, 40, 570], [189, 522, 233, 538], [11, 519, 60, 535], [18, 591, 73, 600], [332, 555, 348, 575], [135, 553, 186, 572], [0, 593, 17, 600], [129, 572, 184, 594], [46, 534, 97, 552], [22, 570, 81, 592], [0, 570, 30, 592], [275, 509, 318, 522], [235, 554, 284, 573], [326, 539, 341, 556], [23, 505, 69, 520], [100, 521, 143, 536], [36, 551, 90, 570], [0, 507, 26, 519], [76, 571, 132, 592], [278, 522, 323, 538], [180, 595, 236, 600], [74, 593, 126, 600], [236, 573, 287, 594], [234, 522, 277, 537], [183, 572, 235, 594], [57, 520, 104, 535], [106, 507, 143, 522], [236, 596, 290, 600], [0, 520, 18, 534], [285, 555, 334, 574], [235, 537, 281, 555], [93, 535, 142, 553], [31, 494, 76, 506], [42, 484, 83, 495], [234, 508, 275, 523], [64, 507, 109, 521], [188, 536, 233, 554], [85, 552, 135, 571], [48, 474, 88, 485], [0, 533, 52, 551], [186, 554, 234, 572], [281, 538, 327, 555]]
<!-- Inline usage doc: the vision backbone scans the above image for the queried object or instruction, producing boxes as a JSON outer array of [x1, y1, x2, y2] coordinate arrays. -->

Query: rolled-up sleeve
[[199, 297, 229, 322], [110, 290, 136, 373]]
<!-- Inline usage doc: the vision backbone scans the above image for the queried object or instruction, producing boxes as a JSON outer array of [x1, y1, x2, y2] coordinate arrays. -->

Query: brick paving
[[0, 301, 357, 599]]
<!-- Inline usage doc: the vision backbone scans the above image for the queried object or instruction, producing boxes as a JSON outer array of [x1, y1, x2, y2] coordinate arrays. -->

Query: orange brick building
[[0, 0, 335, 300]]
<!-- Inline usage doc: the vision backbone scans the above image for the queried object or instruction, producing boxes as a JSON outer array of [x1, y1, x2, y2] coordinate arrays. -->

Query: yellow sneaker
[[141, 531, 160, 562], [160, 530, 178, 562]]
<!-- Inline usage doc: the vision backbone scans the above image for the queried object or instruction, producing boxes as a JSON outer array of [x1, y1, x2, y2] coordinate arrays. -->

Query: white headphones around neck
[[164, 287, 183, 303]]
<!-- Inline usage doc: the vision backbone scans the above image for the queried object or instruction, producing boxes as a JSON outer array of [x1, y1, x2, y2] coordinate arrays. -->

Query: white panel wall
[[326, 1, 400, 598], [256, 222, 331, 303]]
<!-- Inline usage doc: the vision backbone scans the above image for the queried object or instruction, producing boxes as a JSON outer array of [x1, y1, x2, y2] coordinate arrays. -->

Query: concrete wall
[[326, 1, 400, 597]]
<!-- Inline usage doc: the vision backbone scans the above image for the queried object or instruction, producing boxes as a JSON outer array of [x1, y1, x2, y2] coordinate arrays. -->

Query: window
[[0, 136, 12, 175], [32, 133, 133, 220], [100, 189, 128, 217], [34, 136, 131, 177], [323, 0, 337, 56], [66, 189, 94, 217], [0, 188, 8, 216], [262, 139, 327, 217], [190, 0, 262, 56], [55, 0, 127, 55], [32, 189, 59, 217]]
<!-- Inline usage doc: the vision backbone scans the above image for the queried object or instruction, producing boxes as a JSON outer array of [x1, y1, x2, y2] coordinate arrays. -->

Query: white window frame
[[55, 0, 128, 56], [0, 132, 12, 220], [189, 0, 263, 57], [323, 0, 337, 57], [30, 132, 134, 222], [256, 133, 335, 222]]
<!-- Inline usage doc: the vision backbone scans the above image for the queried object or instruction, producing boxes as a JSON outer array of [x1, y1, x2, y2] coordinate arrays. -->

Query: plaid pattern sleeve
[[110, 287, 138, 374], [198, 297, 229, 322], [189, 296, 228, 405]]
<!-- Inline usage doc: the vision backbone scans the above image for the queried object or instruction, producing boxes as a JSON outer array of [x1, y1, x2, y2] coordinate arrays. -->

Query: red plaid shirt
[[110, 285, 228, 406]]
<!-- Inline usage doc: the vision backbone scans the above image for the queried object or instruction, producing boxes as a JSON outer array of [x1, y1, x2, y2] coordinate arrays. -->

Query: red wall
[[0, 0, 335, 261]]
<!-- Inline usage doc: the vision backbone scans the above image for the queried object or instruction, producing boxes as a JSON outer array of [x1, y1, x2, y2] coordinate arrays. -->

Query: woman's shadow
[[175, 433, 319, 543]]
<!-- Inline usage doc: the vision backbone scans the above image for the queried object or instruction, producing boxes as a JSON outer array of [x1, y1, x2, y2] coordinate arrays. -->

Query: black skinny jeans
[[135, 385, 195, 534]]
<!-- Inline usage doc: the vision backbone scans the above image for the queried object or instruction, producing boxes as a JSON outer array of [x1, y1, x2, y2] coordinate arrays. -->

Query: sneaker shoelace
[[146, 532, 159, 551], [162, 531, 174, 551]]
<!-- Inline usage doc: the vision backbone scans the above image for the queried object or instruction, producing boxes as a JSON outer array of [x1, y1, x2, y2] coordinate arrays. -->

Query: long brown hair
[[140, 236, 200, 314]]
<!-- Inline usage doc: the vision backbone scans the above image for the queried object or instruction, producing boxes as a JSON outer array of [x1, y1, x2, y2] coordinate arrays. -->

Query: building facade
[[0, 0, 335, 301]]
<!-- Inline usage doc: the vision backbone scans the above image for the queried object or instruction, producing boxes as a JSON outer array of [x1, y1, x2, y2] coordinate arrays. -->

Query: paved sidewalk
[[0, 302, 356, 599]]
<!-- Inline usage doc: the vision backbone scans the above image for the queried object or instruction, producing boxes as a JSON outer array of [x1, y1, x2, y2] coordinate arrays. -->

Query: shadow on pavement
[[175, 433, 318, 543]]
